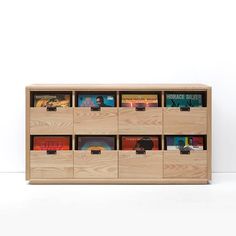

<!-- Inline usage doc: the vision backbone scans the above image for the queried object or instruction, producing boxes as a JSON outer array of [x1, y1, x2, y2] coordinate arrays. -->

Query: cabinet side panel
[[207, 87, 212, 180], [26, 87, 30, 180]]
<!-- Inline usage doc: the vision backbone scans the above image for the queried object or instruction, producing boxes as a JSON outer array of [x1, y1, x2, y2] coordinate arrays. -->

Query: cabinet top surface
[[27, 84, 211, 91]]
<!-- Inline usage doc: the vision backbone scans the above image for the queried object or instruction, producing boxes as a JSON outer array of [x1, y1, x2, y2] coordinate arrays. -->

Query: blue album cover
[[166, 93, 203, 107], [78, 94, 115, 107]]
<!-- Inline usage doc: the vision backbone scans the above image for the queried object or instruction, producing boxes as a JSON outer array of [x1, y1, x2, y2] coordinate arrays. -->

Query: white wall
[[0, 0, 235, 172]]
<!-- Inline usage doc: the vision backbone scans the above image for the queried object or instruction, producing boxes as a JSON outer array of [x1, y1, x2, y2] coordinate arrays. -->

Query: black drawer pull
[[47, 106, 57, 111], [91, 150, 101, 154], [136, 150, 146, 154], [91, 107, 101, 111], [180, 107, 190, 112], [47, 150, 57, 155], [180, 150, 190, 155], [135, 107, 145, 111]]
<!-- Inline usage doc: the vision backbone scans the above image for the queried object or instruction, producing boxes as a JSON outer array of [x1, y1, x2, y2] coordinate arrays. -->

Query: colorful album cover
[[165, 93, 203, 107], [33, 94, 71, 107], [77, 94, 115, 107], [121, 94, 159, 107], [166, 136, 204, 151], [77, 136, 115, 150], [33, 136, 71, 150], [121, 136, 159, 151]]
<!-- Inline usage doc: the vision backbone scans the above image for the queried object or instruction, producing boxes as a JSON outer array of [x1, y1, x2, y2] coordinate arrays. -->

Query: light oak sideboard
[[26, 84, 212, 184]]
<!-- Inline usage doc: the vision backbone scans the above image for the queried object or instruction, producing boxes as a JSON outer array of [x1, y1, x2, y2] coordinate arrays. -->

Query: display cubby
[[26, 84, 212, 184]]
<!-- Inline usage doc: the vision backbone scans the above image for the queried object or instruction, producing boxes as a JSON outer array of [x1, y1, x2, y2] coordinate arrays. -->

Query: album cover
[[77, 136, 115, 150], [165, 93, 203, 107], [166, 136, 204, 151], [121, 136, 159, 150], [121, 94, 159, 107], [32, 136, 71, 150], [77, 94, 115, 107], [33, 94, 71, 107]]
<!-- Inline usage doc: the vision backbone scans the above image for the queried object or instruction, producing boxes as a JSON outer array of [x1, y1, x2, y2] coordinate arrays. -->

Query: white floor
[[0, 173, 236, 236]]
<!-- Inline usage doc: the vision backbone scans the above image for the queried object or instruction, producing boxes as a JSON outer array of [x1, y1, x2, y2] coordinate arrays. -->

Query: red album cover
[[121, 136, 159, 150], [33, 136, 70, 150]]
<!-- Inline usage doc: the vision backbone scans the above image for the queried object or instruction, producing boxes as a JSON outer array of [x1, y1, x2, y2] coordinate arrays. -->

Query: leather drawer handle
[[47, 150, 57, 155], [91, 150, 101, 154], [180, 107, 190, 111], [135, 107, 145, 111], [91, 107, 101, 111], [136, 150, 146, 154], [47, 106, 57, 111]]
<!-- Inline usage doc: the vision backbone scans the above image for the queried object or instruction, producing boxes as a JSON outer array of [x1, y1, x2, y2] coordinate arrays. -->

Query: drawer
[[74, 108, 118, 134], [74, 150, 118, 178], [30, 107, 73, 134], [118, 108, 162, 134], [30, 151, 73, 179], [163, 108, 207, 134], [164, 151, 207, 178], [119, 151, 163, 179]]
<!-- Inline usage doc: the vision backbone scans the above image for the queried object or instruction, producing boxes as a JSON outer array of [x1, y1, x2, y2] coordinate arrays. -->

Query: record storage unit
[[26, 84, 212, 184]]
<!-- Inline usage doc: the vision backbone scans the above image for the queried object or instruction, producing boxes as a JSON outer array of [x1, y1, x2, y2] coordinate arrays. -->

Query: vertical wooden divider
[[161, 90, 165, 178], [117, 91, 120, 178], [72, 90, 75, 178]]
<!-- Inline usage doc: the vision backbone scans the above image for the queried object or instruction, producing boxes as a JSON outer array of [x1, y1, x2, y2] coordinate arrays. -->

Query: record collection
[[32, 136, 71, 150], [77, 94, 115, 107], [166, 136, 204, 151], [33, 93, 71, 107], [121, 136, 159, 151], [121, 94, 159, 107], [165, 93, 203, 107], [77, 136, 115, 150]]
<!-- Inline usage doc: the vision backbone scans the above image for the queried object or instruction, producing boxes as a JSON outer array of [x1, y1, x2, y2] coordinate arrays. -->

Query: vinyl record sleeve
[[33, 94, 71, 107], [166, 136, 204, 151], [121, 94, 159, 107], [77, 136, 115, 150], [165, 93, 203, 107], [121, 136, 159, 150], [33, 136, 71, 150], [77, 94, 115, 107]]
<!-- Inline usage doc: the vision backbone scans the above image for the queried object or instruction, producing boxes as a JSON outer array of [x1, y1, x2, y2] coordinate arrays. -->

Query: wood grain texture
[[74, 108, 117, 134], [163, 108, 207, 134], [27, 84, 210, 91], [164, 151, 207, 178], [29, 178, 209, 184], [74, 151, 118, 178], [119, 108, 162, 134], [119, 151, 163, 179], [30, 151, 73, 179], [30, 107, 73, 134]]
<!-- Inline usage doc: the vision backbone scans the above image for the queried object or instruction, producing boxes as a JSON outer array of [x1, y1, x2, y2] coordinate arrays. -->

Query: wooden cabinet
[[26, 84, 212, 184]]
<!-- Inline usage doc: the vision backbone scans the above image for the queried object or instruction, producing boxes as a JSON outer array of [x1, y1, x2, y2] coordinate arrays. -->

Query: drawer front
[[74, 108, 118, 134], [163, 108, 207, 134], [30, 108, 73, 134], [164, 151, 207, 178], [119, 151, 163, 179], [74, 151, 118, 178], [30, 151, 73, 179], [119, 108, 162, 134]]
